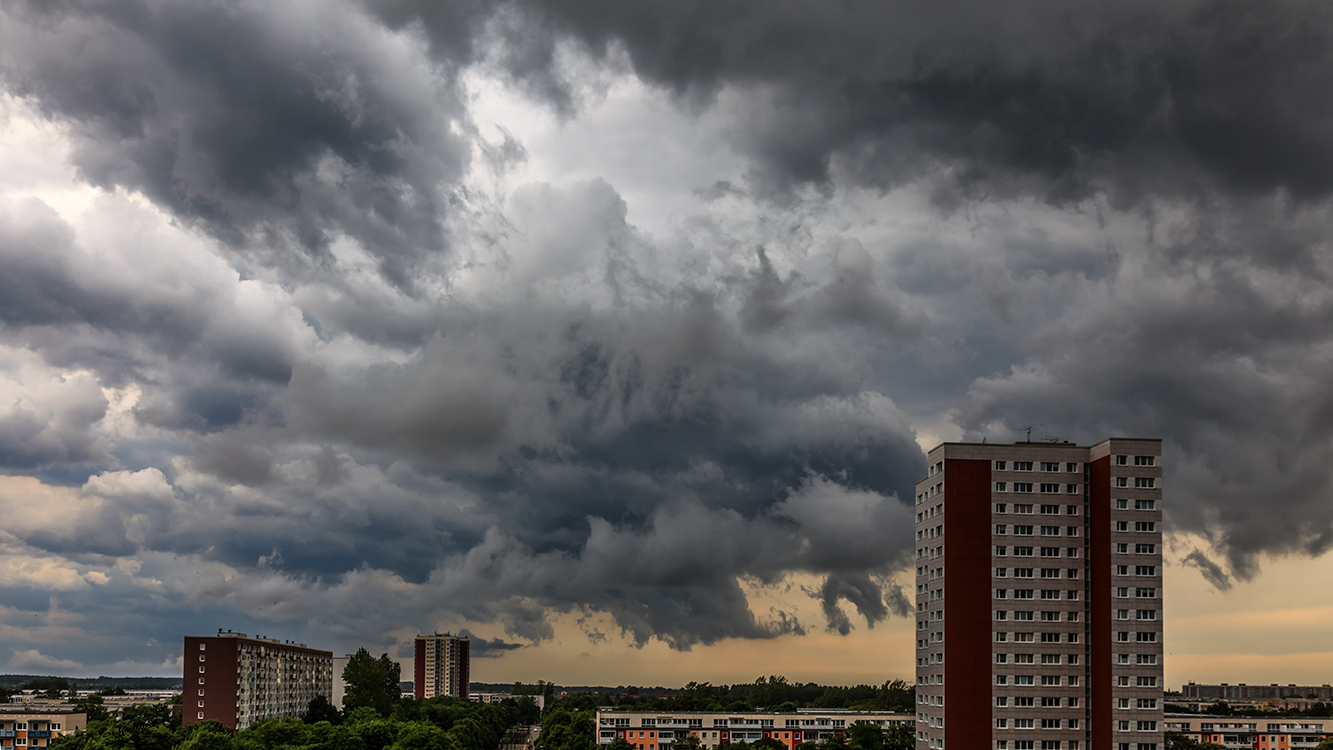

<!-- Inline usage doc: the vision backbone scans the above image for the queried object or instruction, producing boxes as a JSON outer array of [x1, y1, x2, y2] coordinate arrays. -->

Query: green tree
[[304, 694, 343, 725], [343, 648, 402, 717], [845, 724, 882, 750], [750, 739, 784, 750], [73, 694, 111, 723], [1202, 701, 1233, 716], [882, 725, 912, 750]]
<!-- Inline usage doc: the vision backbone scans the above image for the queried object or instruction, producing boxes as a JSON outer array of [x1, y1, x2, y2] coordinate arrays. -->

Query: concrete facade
[[183, 632, 333, 730], [1162, 715, 1331, 749], [0, 710, 86, 750], [414, 634, 469, 700], [914, 439, 1163, 750], [595, 709, 913, 750]]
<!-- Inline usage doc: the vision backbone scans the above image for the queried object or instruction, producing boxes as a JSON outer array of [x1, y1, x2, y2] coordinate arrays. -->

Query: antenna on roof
[[1025, 424, 1043, 443]]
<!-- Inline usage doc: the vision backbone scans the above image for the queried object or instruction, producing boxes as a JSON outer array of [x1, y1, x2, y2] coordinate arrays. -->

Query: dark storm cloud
[[456, 629, 525, 658], [0, 0, 472, 289], [379, 0, 1333, 204]]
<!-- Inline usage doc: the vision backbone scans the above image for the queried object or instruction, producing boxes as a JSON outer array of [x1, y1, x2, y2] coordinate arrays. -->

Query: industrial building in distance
[[415, 633, 470, 700], [914, 438, 1164, 750], [183, 631, 334, 730], [596, 709, 913, 749]]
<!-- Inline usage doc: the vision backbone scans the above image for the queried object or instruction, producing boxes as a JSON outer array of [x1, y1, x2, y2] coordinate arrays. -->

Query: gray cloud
[[1, 0, 1332, 672]]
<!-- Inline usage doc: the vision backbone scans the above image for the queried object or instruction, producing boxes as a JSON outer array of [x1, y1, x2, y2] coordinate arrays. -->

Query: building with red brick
[[914, 438, 1163, 750], [183, 631, 333, 730], [414, 633, 469, 699]]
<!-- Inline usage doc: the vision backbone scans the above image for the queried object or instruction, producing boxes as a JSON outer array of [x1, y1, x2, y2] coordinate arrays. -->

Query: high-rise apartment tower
[[913, 439, 1163, 750], [183, 631, 333, 730], [414, 633, 470, 699]]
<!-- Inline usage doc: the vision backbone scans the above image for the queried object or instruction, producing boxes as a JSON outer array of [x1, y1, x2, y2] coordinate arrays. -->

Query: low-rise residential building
[[1183, 684, 1333, 702], [595, 709, 914, 750], [1163, 714, 1332, 749], [0, 709, 87, 749]]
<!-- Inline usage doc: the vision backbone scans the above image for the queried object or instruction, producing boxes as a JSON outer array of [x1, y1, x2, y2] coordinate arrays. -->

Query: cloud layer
[[0, 0, 1331, 673]]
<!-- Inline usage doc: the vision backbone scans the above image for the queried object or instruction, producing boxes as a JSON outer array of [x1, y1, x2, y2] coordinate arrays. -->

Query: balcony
[[0, 731, 16, 738], [31, 731, 53, 738]]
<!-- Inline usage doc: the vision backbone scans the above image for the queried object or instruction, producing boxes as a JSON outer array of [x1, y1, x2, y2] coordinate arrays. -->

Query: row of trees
[[50, 695, 533, 750], [541, 677, 914, 713]]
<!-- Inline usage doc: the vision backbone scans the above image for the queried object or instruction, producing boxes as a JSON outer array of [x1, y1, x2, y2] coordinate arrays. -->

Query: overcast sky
[[2, 0, 1333, 688]]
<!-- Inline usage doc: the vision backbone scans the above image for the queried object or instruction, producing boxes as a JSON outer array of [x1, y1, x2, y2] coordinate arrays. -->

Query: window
[[1134, 478, 1155, 489], [996, 503, 1008, 513], [1040, 589, 1060, 599], [1135, 544, 1156, 554], [1117, 632, 1130, 642], [1136, 654, 1157, 665], [996, 675, 1008, 685], [1041, 526, 1060, 536], [1015, 462, 1033, 471], [1066, 505, 1080, 514], [199, 655, 206, 662], [1116, 499, 1129, 509], [996, 589, 1008, 598], [1040, 483, 1060, 494], [1014, 632, 1034, 642], [1117, 565, 1129, 575], [996, 568, 1008, 577], [198, 701, 204, 708], [1135, 500, 1156, 510], [1041, 654, 1060, 664], [997, 525, 1009, 535], [1136, 566, 1157, 576], [1067, 526, 1080, 536], [1040, 568, 1060, 578], [1014, 653, 1034, 663], [1136, 632, 1158, 643], [1118, 543, 1129, 553], [1117, 587, 1129, 597], [1068, 633, 1079, 643], [1118, 609, 1130, 619], [996, 483, 1008, 492], [1014, 547, 1033, 556], [1015, 504, 1033, 514], [1115, 455, 1128, 465], [996, 632, 1008, 642], [1137, 699, 1158, 708], [996, 697, 1008, 707], [1014, 697, 1034, 707], [1136, 721, 1157, 730], [1118, 677, 1131, 687], [197, 713, 204, 720], [996, 546, 1008, 555], [1040, 462, 1060, 472], [1014, 568, 1033, 578], [1136, 610, 1157, 620], [1116, 521, 1129, 531], [1041, 547, 1061, 557], [996, 611, 1008, 621], [1068, 654, 1079, 664], [199, 666, 205, 673], [1041, 719, 1061, 729], [996, 719, 1008, 729], [1118, 697, 1130, 707], [1040, 504, 1060, 514], [1135, 522, 1156, 532], [1014, 590, 1034, 599], [1014, 611, 1034, 620], [1134, 456, 1155, 467], [996, 652, 1009, 661], [199, 678, 204, 685], [200, 643, 206, 651], [1067, 462, 1078, 472], [1066, 484, 1080, 494], [1014, 526, 1033, 535], [1041, 675, 1061, 686], [1014, 676, 1034, 685], [1067, 568, 1079, 578], [1014, 483, 1034, 493], [1066, 547, 1080, 558], [1115, 477, 1129, 487], [995, 461, 1007, 470], [1041, 697, 1061, 707]]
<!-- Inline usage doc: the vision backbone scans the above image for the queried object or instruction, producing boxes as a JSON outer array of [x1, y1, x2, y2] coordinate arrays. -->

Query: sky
[[1, 0, 1332, 691]]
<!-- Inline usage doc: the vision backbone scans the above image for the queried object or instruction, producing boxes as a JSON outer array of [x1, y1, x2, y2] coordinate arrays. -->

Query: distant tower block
[[414, 633, 470, 699]]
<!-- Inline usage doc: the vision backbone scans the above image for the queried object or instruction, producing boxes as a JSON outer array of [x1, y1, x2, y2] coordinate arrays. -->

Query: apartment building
[[1163, 715, 1331, 749], [0, 710, 86, 750], [414, 634, 469, 699], [595, 709, 914, 750], [183, 631, 333, 730], [914, 438, 1163, 750], [1183, 684, 1333, 702]]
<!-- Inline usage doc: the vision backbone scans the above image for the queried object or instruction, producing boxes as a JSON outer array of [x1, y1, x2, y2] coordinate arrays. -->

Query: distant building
[[414, 634, 469, 699], [596, 709, 913, 749], [471, 692, 545, 710], [332, 655, 352, 707], [914, 438, 1164, 750], [1183, 683, 1333, 702], [1163, 714, 1331, 748], [183, 631, 333, 730], [0, 708, 87, 749]]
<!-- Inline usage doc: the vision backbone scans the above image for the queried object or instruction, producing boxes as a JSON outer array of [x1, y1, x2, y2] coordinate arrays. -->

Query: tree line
[[532, 676, 914, 713]]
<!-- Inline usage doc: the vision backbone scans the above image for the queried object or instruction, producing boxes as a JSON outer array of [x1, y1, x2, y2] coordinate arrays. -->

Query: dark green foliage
[[845, 724, 882, 750], [303, 695, 343, 725], [1164, 733, 1227, 750], [22, 677, 74, 694], [341, 649, 402, 718], [72, 695, 111, 723], [534, 708, 595, 750]]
